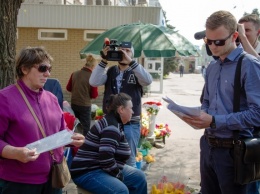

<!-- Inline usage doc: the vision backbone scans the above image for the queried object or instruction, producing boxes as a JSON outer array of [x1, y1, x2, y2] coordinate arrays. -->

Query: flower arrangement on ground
[[154, 123, 171, 138], [151, 175, 197, 194], [144, 154, 155, 163], [138, 113, 150, 148], [138, 126, 152, 151], [143, 101, 162, 115], [141, 112, 149, 129], [136, 151, 143, 162]]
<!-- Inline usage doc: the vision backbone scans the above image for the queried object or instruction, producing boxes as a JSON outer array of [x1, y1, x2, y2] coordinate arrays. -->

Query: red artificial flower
[[95, 115, 103, 120]]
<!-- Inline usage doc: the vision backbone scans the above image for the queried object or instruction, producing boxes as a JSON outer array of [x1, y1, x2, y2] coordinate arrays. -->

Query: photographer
[[238, 14, 260, 59], [89, 39, 152, 167]]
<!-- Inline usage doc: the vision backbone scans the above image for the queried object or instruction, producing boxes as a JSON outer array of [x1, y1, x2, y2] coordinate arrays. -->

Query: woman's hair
[[106, 93, 132, 113], [85, 55, 97, 68], [206, 10, 237, 34], [16, 46, 53, 79]]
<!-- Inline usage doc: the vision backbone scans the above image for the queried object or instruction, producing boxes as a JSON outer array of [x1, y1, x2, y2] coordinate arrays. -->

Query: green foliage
[[96, 108, 103, 116], [162, 10, 177, 32], [163, 57, 178, 77], [243, 8, 259, 17], [141, 140, 153, 150]]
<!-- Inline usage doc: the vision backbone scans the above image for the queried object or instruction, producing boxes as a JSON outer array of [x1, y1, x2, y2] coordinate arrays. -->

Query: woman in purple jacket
[[0, 47, 85, 194]]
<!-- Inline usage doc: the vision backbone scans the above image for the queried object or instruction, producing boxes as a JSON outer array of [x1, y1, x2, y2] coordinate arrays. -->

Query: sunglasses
[[204, 32, 234, 46], [35, 64, 52, 73]]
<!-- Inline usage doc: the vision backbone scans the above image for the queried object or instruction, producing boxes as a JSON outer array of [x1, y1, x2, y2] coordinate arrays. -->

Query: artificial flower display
[[140, 126, 149, 139], [151, 176, 196, 194], [136, 152, 143, 162], [141, 112, 149, 128], [154, 123, 171, 138], [143, 101, 162, 115], [95, 108, 104, 120], [144, 154, 155, 163]]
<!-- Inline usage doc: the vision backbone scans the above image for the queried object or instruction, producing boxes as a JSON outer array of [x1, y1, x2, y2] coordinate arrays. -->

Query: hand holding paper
[[162, 96, 202, 129], [26, 129, 73, 154]]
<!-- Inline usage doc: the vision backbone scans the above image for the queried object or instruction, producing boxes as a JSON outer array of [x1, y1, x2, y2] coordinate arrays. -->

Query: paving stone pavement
[[62, 73, 205, 194]]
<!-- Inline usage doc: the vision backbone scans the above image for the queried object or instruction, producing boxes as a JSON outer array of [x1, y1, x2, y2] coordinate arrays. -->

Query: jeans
[[200, 135, 247, 194], [73, 165, 147, 194], [0, 178, 61, 194], [71, 104, 91, 136], [247, 181, 260, 194], [123, 123, 141, 167]]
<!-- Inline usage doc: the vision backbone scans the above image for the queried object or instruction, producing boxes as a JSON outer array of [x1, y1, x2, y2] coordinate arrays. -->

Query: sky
[[159, 0, 260, 47]]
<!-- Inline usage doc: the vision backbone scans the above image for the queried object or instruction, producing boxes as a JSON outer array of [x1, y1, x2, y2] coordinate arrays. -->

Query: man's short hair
[[238, 14, 260, 30], [206, 10, 237, 34]]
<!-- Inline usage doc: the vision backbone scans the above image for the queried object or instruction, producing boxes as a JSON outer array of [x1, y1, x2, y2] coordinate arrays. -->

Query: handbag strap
[[15, 84, 55, 158], [233, 54, 246, 140]]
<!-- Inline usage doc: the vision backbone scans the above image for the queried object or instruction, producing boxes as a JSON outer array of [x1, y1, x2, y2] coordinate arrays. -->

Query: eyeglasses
[[35, 64, 52, 73], [204, 32, 234, 46]]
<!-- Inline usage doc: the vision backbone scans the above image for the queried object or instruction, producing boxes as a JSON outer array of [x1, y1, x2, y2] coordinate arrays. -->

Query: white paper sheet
[[26, 129, 73, 154], [162, 96, 202, 129]]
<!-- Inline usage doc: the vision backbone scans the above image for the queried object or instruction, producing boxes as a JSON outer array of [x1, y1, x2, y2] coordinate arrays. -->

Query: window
[[96, 0, 102, 5], [84, 30, 104, 41], [104, 0, 110, 5], [85, 0, 94, 5], [38, 29, 67, 40]]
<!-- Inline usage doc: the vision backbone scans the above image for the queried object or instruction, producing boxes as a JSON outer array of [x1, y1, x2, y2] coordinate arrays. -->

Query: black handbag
[[233, 54, 260, 185]]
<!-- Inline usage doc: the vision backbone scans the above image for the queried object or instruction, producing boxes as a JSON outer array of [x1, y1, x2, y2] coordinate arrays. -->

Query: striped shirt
[[70, 113, 131, 178]]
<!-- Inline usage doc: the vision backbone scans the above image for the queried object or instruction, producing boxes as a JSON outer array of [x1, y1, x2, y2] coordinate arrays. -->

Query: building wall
[[16, 27, 104, 105]]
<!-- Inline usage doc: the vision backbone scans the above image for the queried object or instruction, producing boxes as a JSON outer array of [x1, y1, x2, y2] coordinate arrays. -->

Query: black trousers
[[0, 178, 61, 194]]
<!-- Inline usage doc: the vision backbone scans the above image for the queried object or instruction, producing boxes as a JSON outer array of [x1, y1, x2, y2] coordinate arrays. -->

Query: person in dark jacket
[[43, 78, 63, 109], [89, 44, 152, 167], [66, 55, 98, 136]]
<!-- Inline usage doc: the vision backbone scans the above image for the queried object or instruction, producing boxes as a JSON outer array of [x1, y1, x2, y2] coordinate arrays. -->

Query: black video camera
[[105, 39, 132, 61]]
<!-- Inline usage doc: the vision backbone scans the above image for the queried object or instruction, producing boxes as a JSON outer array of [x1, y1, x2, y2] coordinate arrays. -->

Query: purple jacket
[[0, 80, 66, 184]]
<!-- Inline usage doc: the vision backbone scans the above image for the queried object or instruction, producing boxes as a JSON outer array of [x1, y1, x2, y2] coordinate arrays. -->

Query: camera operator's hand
[[119, 48, 133, 65], [100, 46, 109, 62], [237, 23, 246, 39]]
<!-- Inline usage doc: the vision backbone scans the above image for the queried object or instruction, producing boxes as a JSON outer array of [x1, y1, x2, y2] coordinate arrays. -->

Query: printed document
[[26, 129, 73, 154], [162, 96, 201, 129]]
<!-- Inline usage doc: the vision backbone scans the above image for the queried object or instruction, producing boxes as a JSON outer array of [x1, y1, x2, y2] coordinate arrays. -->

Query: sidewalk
[[63, 73, 205, 194], [144, 73, 204, 193]]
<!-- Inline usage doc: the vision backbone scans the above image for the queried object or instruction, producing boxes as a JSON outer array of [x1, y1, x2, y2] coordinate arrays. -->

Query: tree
[[163, 57, 178, 77], [244, 8, 259, 17], [162, 10, 177, 31], [161, 10, 178, 77], [0, 0, 23, 89]]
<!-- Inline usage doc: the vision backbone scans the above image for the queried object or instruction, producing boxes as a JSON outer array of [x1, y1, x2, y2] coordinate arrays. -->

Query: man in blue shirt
[[184, 10, 260, 194]]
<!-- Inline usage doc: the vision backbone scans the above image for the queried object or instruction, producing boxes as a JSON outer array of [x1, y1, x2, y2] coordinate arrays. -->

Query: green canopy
[[80, 23, 199, 59]]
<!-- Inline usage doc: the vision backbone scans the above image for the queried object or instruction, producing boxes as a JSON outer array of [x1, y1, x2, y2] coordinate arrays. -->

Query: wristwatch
[[210, 116, 216, 129]]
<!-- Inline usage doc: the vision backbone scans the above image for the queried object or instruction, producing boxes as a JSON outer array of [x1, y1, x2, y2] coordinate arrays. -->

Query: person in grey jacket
[[89, 44, 152, 167]]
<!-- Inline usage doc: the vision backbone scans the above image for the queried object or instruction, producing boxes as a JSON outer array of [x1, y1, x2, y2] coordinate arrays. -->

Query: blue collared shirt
[[202, 44, 260, 138]]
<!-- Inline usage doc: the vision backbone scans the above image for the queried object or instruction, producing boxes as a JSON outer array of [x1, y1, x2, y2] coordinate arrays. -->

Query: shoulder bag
[[16, 84, 71, 188], [232, 54, 260, 185]]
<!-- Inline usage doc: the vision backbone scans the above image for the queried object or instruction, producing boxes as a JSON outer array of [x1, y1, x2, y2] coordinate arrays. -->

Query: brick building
[[17, 2, 163, 104]]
